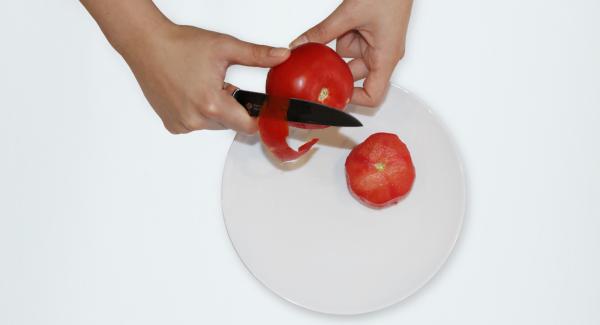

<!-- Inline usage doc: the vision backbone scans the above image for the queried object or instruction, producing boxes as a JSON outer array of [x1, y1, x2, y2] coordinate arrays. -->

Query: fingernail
[[289, 35, 308, 49], [269, 47, 290, 57]]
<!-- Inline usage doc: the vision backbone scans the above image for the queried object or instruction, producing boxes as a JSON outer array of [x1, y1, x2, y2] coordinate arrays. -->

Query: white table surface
[[1, 0, 599, 324]]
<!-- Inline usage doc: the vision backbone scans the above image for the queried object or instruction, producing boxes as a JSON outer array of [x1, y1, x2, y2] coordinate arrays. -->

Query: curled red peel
[[258, 96, 319, 162]]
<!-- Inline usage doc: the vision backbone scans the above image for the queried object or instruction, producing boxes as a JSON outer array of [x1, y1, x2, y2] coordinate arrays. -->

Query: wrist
[[109, 8, 174, 60], [83, 0, 174, 60], [115, 20, 175, 63]]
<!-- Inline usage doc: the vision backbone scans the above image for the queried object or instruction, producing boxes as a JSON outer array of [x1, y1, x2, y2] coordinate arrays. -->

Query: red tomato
[[266, 42, 354, 129], [345, 133, 416, 208], [258, 96, 319, 162]]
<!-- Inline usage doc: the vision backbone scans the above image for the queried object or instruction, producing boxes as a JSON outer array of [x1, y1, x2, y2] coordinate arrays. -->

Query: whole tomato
[[345, 133, 416, 208], [266, 42, 354, 129]]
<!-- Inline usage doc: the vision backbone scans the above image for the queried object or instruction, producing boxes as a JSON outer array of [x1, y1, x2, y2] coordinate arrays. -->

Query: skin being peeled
[[266, 42, 353, 129]]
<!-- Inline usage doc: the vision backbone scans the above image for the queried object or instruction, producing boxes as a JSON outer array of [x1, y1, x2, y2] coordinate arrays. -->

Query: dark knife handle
[[232, 89, 266, 117]]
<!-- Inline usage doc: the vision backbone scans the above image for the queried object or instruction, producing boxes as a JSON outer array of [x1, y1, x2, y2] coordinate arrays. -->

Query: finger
[[335, 31, 363, 58], [222, 36, 290, 68], [201, 122, 227, 130], [179, 114, 226, 133], [211, 92, 258, 135], [185, 118, 226, 131], [290, 4, 355, 48], [351, 66, 393, 107], [348, 58, 369, 81], [163, 118, 197, 135], [163, 121, 188, 135]]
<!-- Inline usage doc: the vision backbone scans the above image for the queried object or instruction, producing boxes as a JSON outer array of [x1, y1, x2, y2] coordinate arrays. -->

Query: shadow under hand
[[234, 133, 260, 146]]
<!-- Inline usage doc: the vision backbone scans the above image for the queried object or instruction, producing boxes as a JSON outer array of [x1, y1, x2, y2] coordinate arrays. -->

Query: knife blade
[[232, 89, 362, 127]]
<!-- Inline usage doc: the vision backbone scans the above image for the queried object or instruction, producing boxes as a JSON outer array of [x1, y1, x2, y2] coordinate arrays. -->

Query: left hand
[[290, 0, 413, 107]]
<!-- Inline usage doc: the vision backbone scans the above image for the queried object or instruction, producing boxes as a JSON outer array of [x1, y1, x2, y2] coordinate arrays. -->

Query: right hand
[[121, 24, 290, 134]]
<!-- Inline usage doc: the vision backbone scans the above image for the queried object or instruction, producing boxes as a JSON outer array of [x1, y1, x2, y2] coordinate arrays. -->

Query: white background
[[1, 0, 599, 324]]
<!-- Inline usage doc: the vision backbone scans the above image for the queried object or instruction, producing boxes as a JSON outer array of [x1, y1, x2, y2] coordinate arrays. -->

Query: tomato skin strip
[[258, 96, 319, 162]]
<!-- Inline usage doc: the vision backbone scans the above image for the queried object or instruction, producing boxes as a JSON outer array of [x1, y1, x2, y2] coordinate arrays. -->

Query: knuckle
[[214, 33, 233, 45], [213, 33, 235, 52], [163, 122, 181, 135], [180, 109, 207, 131], [360, 97, 375, 107], [310, 24, 328, 41], [238, 122, 258, 135], [202, 102, 221, 119], [370, 89, 386, 106], [181, 117, 204, 131], [245, 121, 259, 134], [396, 48, 406, 61], [371, 95, 384, 107], [250, 45, 265, 62], [361, 87, 385, 107]]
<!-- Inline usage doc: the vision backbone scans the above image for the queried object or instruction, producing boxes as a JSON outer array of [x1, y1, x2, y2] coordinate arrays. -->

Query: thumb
[[223, 37, 290, 67], [290, 4, 354, 48]]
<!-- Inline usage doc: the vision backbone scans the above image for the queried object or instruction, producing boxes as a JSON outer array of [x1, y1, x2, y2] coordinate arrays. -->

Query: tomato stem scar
[[374, 162, 385, 171], [318, 87, 329, 102]]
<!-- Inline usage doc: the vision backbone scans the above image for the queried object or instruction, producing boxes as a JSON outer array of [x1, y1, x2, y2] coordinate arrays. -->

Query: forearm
[[80, 0, 171, 56]]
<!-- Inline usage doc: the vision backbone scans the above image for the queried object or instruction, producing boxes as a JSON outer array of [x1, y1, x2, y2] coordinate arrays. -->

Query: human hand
[[82, 0, 290, 134], [290, 0, 413, 107], [122, 24, 290, 134]]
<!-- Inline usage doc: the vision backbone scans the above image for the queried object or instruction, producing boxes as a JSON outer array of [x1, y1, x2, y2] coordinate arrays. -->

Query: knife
[[232, 89, 362, 127]]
